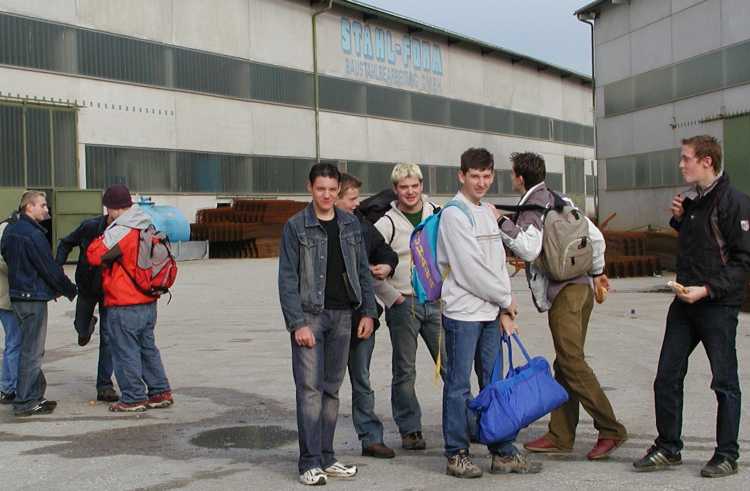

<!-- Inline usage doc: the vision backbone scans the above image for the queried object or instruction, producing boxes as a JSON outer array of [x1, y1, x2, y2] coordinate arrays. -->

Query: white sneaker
[[299, 467, 327, 486], [323, 461, 358, 478]]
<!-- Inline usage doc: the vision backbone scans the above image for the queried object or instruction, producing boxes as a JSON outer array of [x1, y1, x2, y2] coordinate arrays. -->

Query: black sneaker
[[96, 387, 120, 402], [78, 315, 97, 347], [633, 446, 682, 472], [0, 391, 16, 404], [402, 431, 426, 450], [14, 399, 58, 417], [701, 455, 738, 478]]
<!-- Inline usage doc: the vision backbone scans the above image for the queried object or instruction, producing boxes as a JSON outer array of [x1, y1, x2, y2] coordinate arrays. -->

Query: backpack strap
[[384, 214, 396, 246], [443, 199, 475, 227]]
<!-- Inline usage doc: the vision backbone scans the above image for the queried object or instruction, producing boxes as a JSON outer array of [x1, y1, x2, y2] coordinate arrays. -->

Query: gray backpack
[[499, 192, 593, 281]]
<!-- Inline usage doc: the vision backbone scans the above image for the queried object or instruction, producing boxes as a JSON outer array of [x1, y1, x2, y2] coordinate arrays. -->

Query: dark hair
[[338, 173, 362, 198], [460, 148, 494, 173], [308, 162, 341, 184], [682, 135, 722, 173], [510, 152, 546, 189]]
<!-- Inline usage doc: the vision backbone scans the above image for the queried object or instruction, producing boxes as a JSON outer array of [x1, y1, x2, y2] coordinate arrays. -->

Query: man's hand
[[505, 296, 519, 320], [671, 194, 685, 220], [677, 285, 709, 304], [370, 264, 393, 280], [492, 206, 505, 221], [394, 294, 406, 305], [357, 317, 374, 339], [499, 312, 518, 336], [593, 274, 610, 292], [294, 326, 316, 348]]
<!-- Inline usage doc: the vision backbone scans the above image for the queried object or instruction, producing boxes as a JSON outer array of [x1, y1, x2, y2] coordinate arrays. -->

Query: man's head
[[509, 152, 546, 194], [391, 163, 424, 211], [680, 135, 722, 185], [459, 148, 495, 203], [308, 163, 341, 214], [102, 184, 133, 220], [335, 173, 362, 214], [18, 190, 49, 222]]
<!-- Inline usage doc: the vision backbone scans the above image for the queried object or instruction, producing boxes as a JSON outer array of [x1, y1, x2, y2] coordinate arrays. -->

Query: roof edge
[[574, 0, 611, 17], [331, 0, 592, 84]]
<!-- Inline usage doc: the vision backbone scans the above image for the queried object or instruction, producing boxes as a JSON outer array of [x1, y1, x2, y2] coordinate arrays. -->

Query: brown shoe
[[362, 442, 395, 459], [524, 436, 571, 453], [587, 438, 626, 460], [402, 431, 426, 450]]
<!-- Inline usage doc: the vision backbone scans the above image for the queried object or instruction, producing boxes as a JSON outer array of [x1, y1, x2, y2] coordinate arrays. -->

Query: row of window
[[604, 39, 750, 116], [0, 103, 77, 188], [605, 148, 683, 190], [85, 145, 572, 198], [0, 12, 593, 146]]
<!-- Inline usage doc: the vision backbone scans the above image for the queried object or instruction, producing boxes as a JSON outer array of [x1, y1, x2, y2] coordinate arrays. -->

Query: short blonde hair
[[18, 190, 46, 213], [390, 163, 423, 185]]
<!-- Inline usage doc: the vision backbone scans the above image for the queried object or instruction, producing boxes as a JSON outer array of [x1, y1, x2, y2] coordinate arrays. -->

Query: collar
[[303, 202, 355, 228], [19, 213, 47, 232], [518, 181, 547, 206], [696, 173, 722, 198]]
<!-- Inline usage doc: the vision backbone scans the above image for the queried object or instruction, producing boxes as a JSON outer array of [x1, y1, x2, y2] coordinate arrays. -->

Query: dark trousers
[[348, 329, 384, 448], [291, 309, 352, 474], [11, 301, 48, 413], [654, 300, 742, 460], [74, 295, 114, 391]]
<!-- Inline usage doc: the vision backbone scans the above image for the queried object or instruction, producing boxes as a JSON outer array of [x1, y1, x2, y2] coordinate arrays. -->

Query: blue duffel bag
[[468, 333, 568, 445]]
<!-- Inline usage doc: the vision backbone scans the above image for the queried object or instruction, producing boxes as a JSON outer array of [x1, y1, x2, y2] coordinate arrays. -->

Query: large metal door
[[0, 187, 25, 219], [724, 115, 750, 195], [53, 189, 102, 259]]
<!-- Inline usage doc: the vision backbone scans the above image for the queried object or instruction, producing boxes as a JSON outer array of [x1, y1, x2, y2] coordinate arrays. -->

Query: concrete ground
[[0, 259, 748, 491]]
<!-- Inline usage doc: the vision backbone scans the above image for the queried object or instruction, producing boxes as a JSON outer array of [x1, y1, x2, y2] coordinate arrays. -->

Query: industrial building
[[1, 0, 595, 231], [576, 0, 750, 229]]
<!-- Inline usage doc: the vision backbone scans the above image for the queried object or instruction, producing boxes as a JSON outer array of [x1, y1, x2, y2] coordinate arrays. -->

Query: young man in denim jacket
[[278, 163, 378, 486]]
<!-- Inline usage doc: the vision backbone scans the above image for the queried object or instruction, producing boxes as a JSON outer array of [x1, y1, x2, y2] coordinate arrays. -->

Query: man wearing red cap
[[87, 184, 173, 412]]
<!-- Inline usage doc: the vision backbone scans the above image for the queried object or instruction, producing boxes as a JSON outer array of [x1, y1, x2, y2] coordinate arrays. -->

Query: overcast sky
[[360, 0, 592, 75]]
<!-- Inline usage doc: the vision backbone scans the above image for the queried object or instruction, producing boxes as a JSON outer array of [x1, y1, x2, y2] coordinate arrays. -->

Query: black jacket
[[1, 214, 76, 302], [670, 174, 750, 306], [55, 215, 108, 299]]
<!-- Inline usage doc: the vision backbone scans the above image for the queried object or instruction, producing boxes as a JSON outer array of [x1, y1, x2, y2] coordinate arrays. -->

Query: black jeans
[[654, 300, 742, 460], [74, 295, 114, 391]]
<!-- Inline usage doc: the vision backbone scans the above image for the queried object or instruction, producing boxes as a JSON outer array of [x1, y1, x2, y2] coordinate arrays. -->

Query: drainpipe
[[578, 13, 599, 222], [312, 0, 334, 163]]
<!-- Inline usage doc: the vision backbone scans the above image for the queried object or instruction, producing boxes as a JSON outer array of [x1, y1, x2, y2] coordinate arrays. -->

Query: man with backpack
[[56, 211, 119, 403], [496, 152, 627, 460], [633, 136, 749, 478], [335, 173, 398, 459], [87, 184, 173, 413], [1, 191, 77, 416], [278, 163, 377, 486], [373, 162, 444, 451], [438, 148, 539, 478]]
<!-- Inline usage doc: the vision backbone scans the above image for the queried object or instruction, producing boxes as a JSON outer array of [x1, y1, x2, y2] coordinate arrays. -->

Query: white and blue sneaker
[[323, 461, 358, 478], [299, 467, 327, 486]]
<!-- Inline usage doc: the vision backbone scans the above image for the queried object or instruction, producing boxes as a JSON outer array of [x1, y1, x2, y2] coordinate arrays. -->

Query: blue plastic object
[[468, 333, 569, 444], [136, 196, 190, 243]]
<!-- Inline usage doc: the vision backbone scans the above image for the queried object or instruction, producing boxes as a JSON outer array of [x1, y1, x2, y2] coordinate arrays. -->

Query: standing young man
[[633, 136, 749, 478], [56, 211, 118, 403], [1, 191, 77, 416], [0, 212, 20, 404], [335, 173, 398, 459], [278, 163, 378, 486], [496, 152, 627, 460], [87, 184, 173, 413], [438, 148, 539, 478], [374, 163, 444, 450]]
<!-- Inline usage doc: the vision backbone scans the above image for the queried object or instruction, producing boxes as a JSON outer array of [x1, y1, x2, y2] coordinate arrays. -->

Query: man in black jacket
[[634, 135, 750, 477], [336, 173, 399, 459], [56, 213, 118, 402], [1, 191, 77, 417]]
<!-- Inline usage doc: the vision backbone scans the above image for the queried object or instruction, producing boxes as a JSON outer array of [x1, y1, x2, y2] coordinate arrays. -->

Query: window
[[319, 77, 366, 114], [347, 161, 393, 194], [449, 100, 483, 131], [605, 149, 680, 190], [0, 105, 24, 186], [435, 166, 459, 195], [366, 85, 411, 120], [564, 157, 585, 194], [674, 51, 723, 100], [78, 29, 166, 85], [586, 174, 596, 196], [173, 48, 249, 98], [250, 64, 313, 107], [412, 93, 450, 125], [546, 172, 563, 192]]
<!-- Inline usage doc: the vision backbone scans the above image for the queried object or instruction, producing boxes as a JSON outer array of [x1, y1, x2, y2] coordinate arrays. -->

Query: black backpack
[[358, 189, 396, 225]]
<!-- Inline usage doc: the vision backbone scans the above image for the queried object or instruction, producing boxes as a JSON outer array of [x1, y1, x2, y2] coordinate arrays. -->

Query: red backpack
[[124, 225, 178, 297]]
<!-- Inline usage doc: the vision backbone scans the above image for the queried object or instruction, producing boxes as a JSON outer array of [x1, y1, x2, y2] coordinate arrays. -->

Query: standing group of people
[[0, 184, 173, 416], [279, 135, 746, 485]]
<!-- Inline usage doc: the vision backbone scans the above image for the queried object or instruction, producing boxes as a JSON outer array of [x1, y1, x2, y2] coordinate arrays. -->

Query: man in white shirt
[[438, 148, 541, 478]]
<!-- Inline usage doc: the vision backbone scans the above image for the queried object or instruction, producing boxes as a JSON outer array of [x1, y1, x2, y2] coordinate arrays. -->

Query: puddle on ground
[[191, 425, 296, 450]]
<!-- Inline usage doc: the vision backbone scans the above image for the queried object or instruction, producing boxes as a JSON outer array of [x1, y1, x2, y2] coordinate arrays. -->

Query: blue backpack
[[409, 199, 474, 303]]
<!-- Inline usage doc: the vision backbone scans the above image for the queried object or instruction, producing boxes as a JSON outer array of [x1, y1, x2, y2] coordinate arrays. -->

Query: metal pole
[[312, 0, 334, 163]]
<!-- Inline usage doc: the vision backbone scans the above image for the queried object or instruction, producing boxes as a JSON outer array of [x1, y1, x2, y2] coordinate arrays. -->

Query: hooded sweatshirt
[[87, 206, 154, 307]]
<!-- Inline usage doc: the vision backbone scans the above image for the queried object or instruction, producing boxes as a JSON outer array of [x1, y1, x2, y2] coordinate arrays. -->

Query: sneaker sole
[[14, 406, 56, 417], [146, 400, 174, 409], [362, 450, 395, 459], [446, 469, 483, 479], [524, 446, 572, 454], [324, 471, 357, 479], [490, 462, 543, 475], [632, 462, 682, 473], [588, 439, 627, 461], [109, 405, 147, 412], [299, 477, 327, 486], [701, 468, 738, 478]]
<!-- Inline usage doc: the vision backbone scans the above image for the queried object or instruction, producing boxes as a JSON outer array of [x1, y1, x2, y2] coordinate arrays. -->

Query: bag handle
[[490, 334, 515, 382], [510, 332, 532, 363]]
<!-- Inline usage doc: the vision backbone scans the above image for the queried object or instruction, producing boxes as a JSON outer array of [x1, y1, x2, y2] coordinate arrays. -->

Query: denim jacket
[[278, 203, 377, 332]]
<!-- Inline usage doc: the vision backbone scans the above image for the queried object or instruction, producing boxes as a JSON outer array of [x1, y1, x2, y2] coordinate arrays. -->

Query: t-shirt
[[404, 209, 423, 228], [320, 217, 352, 310]]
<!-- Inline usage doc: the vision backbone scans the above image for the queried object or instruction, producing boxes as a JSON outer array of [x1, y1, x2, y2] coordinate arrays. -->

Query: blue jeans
[[1, 308, 21, 393], [442, 315, 517, 457], [11, 301, 49, 413], [292, 309, 352, 474], [108, 302, 170, 404], [74, 295, 114, 391], [348, 330, 384, 448], [385, 297, 444, 436], [654, 300, 741, 460]]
